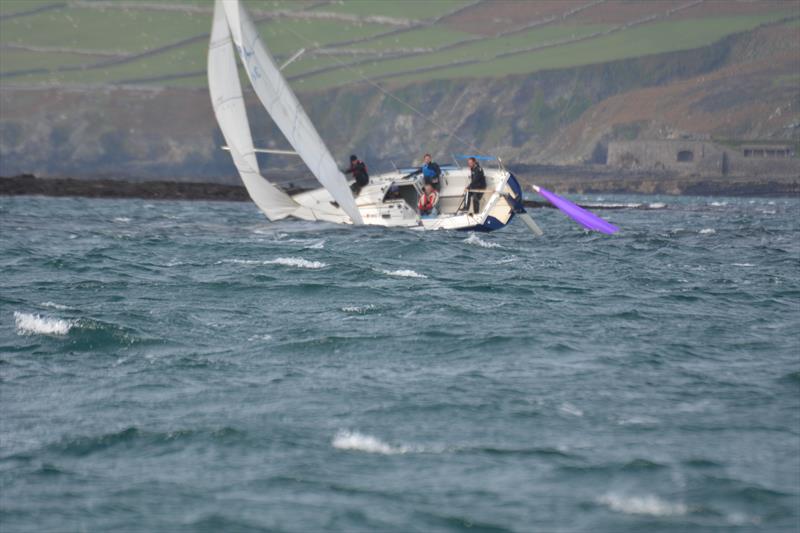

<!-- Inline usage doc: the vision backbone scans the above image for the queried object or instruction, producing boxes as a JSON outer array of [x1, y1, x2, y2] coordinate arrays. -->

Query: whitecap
[[598, 493, 687, 516], [266, 257, 327, 269], [733, 263, 755, 268], [248, 334, 273, 342], [341, 304, 376, 313], [699, 228, 716, 235], [647, 202, 666, 209], [709, 201, 727, 207], [113, 217, 131, 223], [618, 415, 659, 426], [559, 403, 583, 417], [40, 301, 70, 310], [381, 269, 427, 279], [219, 257, 327, 269], [218, 259, 262, 265], [332, 430, 411, 454], [463, 233, 502, 249], [307, 240, 325, 250], [14, 311, 73, 336]]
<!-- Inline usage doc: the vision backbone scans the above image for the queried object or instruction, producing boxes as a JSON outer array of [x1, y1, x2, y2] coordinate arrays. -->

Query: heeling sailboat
[[208, 0, 618, 235]]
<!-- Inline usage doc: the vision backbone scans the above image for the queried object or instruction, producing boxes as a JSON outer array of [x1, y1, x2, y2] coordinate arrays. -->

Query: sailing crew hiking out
[[344, 155, 369, 196], [464, 157, 486, 214], [418, 183, 439, 216]]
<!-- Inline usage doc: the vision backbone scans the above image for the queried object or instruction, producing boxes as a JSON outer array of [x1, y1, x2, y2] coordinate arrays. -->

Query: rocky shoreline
[[1, 172, 797, 205]]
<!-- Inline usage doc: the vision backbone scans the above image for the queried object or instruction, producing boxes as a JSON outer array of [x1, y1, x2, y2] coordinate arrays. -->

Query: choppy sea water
[[1, 194, 798, 532]]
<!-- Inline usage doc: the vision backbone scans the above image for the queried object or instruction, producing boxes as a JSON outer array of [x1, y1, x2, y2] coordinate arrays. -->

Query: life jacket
[[418, 190, 438, 212]]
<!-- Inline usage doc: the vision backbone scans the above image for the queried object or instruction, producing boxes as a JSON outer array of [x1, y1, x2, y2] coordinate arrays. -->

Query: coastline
[[1, 172, 797, 204]]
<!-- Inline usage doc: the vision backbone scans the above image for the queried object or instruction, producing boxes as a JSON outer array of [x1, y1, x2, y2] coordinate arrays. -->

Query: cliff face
[[1, 20, 797, 181]]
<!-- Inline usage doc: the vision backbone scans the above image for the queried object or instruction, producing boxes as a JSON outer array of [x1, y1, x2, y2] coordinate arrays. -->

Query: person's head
[[467, 157, 477, 168], [423, 153, 432, 164], [350, 154, 358, 162], [424, 183, 434, 193]]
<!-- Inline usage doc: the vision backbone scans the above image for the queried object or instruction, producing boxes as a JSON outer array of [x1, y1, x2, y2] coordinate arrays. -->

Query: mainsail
[[221, 1, 363, 225], [207, 0, 297, 221]]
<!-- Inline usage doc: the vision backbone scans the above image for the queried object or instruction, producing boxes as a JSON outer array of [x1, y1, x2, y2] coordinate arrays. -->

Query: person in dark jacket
[[464, 157, 486, 214], [343, 154, 369, 196]]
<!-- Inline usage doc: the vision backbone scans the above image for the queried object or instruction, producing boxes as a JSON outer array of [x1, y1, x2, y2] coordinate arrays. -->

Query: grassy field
[[0, 0, 796, 91]]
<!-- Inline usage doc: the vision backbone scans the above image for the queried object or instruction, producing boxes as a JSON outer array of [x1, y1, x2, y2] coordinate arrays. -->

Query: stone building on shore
[[607, 140, 798, 178]]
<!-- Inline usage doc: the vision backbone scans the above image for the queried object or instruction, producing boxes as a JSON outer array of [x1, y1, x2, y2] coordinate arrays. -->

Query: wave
[[14, 311, 73, 336], [112, 217, 131, 223], [266, 257, 326, 269], [47, 426, 245, 457], [699, 228, 716, 235], [332, 430, 413, 454], [341, 304, 376, 314], [381, 269, 427, 279], [40, 301, 70, 310], [598, 493, 687, 516], [221, 257, 327, 269], [558, 403, 583, 417], [648, 202, 667, 209], [732, 263, 754, 267], [464, 233, 502, 248]]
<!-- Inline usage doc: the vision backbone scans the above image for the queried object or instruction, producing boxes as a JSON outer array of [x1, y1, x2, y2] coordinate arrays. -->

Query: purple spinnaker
[[537, 187, 619, 234]]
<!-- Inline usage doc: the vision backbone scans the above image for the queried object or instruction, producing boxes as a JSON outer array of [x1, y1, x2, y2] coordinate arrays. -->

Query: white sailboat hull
[[290, 167, 524, 231]]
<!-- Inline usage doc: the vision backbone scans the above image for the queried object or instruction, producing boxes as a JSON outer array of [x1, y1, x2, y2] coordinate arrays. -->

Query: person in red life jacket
[[418, 182, 439, 216], [463, 157, 486, 214], [343, 154, 369, 197]]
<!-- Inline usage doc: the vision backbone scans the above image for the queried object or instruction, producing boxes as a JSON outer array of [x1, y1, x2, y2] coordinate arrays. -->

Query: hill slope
[[0, 0, 798, 180]]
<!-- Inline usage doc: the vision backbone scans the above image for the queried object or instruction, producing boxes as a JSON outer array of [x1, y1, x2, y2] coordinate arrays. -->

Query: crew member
[[418, 183, 439, 216], [405, 153, 442, 191], [464, 157, 486, 214], [420, 153, 442, 191], [343, 154, 369, 196]]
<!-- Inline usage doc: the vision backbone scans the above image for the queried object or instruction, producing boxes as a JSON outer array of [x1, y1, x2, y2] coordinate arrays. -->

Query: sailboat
[[208, 0, 618, 236]]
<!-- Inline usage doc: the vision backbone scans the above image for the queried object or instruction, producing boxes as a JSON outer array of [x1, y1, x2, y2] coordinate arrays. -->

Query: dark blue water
[[1, 194, 799, 532]]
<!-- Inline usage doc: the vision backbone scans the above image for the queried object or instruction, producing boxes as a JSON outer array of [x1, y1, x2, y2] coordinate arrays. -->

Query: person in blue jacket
[[405, 153, 442, 191], [420, 153, 442, 191]]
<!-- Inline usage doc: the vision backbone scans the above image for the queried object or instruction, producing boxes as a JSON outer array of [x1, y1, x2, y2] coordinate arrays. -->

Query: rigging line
[[280, 24, 481, 154]]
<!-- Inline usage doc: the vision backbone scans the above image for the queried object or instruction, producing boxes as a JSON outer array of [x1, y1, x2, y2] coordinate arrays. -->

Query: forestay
[[207, 0, 297, 220], [222, 0, 363, 225]]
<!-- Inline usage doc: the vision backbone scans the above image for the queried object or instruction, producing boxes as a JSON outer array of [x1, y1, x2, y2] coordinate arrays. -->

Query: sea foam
[[598, 493, 687, 516], [40, 301, 70, 310], [266, 257, 327, 269], [381, 269, 427, 279], [332, 430, 411, 454], [14, 312, 73, 336], [464, 233, 502, 249], [221, 257, 327, 269]]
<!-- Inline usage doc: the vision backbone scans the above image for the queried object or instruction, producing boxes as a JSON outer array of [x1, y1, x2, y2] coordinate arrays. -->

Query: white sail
[[222, 0, 363, 225], [208, 0, 297, 221]]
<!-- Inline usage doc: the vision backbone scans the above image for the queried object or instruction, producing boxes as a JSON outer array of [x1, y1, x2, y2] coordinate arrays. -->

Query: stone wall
[[607, 140, 799, 177]]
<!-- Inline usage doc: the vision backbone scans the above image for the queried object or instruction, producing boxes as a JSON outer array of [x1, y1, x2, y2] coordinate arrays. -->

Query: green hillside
[[1, 0, 796, 91]]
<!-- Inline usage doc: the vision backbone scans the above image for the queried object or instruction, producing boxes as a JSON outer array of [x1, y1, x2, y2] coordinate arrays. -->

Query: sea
[[1, 194, 798, 532]]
